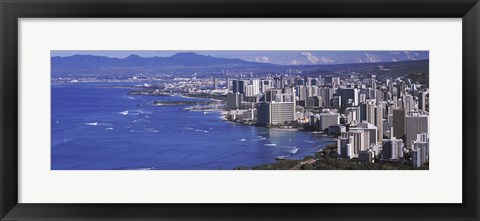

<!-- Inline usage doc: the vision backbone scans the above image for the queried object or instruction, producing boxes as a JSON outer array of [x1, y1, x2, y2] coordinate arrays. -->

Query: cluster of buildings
[[221, 74, 430, 168]]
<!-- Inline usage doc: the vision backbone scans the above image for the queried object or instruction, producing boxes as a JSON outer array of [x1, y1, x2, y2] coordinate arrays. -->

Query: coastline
[[178, 94, 222, 102], [177, 94, 222, 102], [190, 108, 228, 120], [267, 127, 300, 132]]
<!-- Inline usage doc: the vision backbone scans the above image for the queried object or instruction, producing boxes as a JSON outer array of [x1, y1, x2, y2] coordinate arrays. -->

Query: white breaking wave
[[289, 148, 299, 154], [130, 109, 144, 114], [146, 128, 159, 133]]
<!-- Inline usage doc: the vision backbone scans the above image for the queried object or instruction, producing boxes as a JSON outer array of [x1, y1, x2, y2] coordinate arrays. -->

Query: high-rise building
[[273, 77, 282, 89], [403, 93, 415, 112], [310, 78, 318, 86], [337, 137, 354, 159], [412, 141, 429, 167], [318, 87, 332, 108], [411, 133, 429, 167], [359, 100, 375, 124], [323, 76, 333, 85], [295, 78, 305, 86], [332, 77, 340, 85], [213, 77, 218, 90], [416, 132, 429, 143], [311, 86, 319, 97], [282, 87, 293, 94], [332, 96, 342, 108], [381, 137, 404, 160], [411, 148, 422, 167], [306, 96, 322, 109], [385, 78, 391, 87], [263, 89, 278, 102], [256, 102, 270, 125], [405, 113, 429, 148], [232, 80, 247, 94], [337, 88, 359, 106], [370, 76, 376, 89], [392, 95, 398, 109], [392, 109, 406, 140], [340, 130, 366, 157], [304, 76, 311, 86], [319, 113, 340, 130], [351, 123, 377, 147], [260, 79, 273, 93], [306, 86, 314, 97], [225, 77, 230, 90], [410, 84, 417, 96], [359, 94, 367, 103], [280, 93, 295, 103], [399, 82, 406, 97], [226, 93, 243, 110], [375, 104, 384, 143], [244, 85, 255, 97], [418, 92, 426, 112], [350, 123, 378, 146], [297, 85, 307, 101], [345, 106, 360, 125], [250, 79, 260, 95], [358, 149, 375, 163], [375, 90, 383, 101], [256, 101, 295, 126], [244, 96, 258, 103]]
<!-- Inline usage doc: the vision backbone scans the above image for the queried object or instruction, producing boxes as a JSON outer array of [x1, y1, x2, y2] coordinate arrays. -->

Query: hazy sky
[[51, 50, 429, 65]]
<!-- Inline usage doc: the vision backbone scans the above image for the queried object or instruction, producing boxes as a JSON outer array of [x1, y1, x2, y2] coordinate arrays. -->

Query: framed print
[[1, 0, 479, 220]]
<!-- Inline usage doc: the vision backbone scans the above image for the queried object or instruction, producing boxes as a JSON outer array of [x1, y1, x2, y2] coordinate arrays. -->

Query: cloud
[[255, 56, 270, 63], [404, 51, 417, 60], [353, 58, 364, 63], [392, 58, 398, 62], [289, 60, 299, 65], [390, 51, 401, 55], [364, 53, 381, 62], [301, 52, 319, 64], [320, 56, 335, 63], [301, 52, 335, 64]]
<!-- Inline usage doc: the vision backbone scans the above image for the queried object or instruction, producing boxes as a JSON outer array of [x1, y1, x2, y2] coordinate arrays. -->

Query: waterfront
[[51, 82, 336, 170]]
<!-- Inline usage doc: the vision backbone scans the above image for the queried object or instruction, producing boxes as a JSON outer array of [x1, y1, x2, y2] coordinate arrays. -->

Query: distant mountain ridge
[[52, 52, 263, 68], [51, 52, 428, 77]]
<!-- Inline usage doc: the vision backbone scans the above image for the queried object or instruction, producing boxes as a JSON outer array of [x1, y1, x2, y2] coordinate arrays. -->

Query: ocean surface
[[51, 82, 336, 170]]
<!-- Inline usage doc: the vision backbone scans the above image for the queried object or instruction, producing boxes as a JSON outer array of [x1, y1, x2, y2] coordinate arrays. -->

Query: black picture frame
[[1, 0, 479, 220]]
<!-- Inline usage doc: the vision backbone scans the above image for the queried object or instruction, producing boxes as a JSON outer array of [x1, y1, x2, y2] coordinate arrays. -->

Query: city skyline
[[51, 50, 429, 170]]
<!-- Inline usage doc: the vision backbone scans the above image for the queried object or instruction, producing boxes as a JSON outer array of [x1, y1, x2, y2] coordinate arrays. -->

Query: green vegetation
[[243, 160, 300, 170], [405, 72, 429, 85], [152, 100, 213, 106], [184, 93, 226, 101], [234, 144, 429, 170]]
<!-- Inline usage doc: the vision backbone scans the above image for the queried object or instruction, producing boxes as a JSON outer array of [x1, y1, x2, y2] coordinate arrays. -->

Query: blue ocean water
[[51, 82, 336, 170]]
